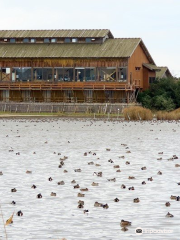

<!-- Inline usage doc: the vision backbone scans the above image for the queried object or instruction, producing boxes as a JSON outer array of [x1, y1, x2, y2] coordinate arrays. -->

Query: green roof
[[143, 63, 161, 71], [0, 38, 142, 58], [156, 67, 172, 78], [0, 29, 113, 38]]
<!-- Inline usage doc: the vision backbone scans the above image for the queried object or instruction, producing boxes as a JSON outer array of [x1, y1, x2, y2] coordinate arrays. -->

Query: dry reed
[[156, 110, 180, 120], [123, 106, 153, 121]]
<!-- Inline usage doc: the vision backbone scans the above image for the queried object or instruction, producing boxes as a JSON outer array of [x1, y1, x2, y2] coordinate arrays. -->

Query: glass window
[[86, 38, 91, 43], [75, 68, 85, 82], [42, 68, 52, 81], [64, 68, 73, 81], [31, 38, 36, 43], [51, 38, 57, 43], [23, 38, 29, 43], [118, 67, 127, 81], [44, 38, 50, 43], [72, 38, 78, 43], [85, 68, 95, 81], [64, 38, 71, 43], [10, 38, 16, 43], [33, 68, 42, 80], [98, 68, 116, 81], [149, 77, 155, 84]]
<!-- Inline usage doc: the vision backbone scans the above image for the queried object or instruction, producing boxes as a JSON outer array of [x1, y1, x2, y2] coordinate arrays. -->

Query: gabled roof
[[143, 63, 161, 71], [0, 38, 143, 58], [156, 67, 173, 78], [0, 29, 114, 38]]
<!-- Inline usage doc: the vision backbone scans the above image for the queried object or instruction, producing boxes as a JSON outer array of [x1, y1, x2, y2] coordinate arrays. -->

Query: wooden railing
[[0, 81, 141, 91]]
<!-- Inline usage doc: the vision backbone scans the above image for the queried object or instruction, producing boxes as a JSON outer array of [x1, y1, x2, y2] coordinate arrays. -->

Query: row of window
[[2, 38, 99, 43]]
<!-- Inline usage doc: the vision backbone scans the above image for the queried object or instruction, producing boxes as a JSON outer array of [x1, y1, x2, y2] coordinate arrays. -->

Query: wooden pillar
[[52, 67, 55, 82], [31, 67, 34, 82], [73, 67, 75, 82], [116, 66, 118, 82], [10, 67, 12, 82]]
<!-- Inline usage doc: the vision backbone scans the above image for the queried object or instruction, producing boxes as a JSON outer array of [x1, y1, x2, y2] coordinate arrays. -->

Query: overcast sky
[[0, 0, 179, 77]]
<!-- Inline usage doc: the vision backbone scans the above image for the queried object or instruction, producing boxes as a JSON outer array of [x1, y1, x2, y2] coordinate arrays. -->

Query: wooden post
[[31, 67, 34, 82]]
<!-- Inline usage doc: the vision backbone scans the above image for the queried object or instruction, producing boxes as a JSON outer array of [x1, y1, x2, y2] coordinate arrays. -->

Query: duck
[[11, 188, 17, 192], [170, 195, 177, 200], [175, 164, 180, 167], [120, 220, 131, 227], [157, 171, 162, 175], [11, 201, 16, 205], [0, 171, 3, 175], [119, 156, 125, 159], [108, 159, 114, 163], [128, 176, 135, 179], [134, 198, 140, 203], [126, 151, 131, 154], [91, 182, 99, 186], [88, 161, 94, 165], [121, 227, 128, 231], [106, 148, 111, 151], [71, 180, 76, 184], [77, 193, 85, 197], [107, 178, 116, 182], [128, 186, 135, 190], [94, 201, 103, 207], [121, 184, 126, 189], [78, 200, 84, 205], [74, 169, 82, 172], [165, 202, 171, 207], [83, 209, 89, 214], [166, 212, 174, 217], [95, 164, 101, 167], [114, 165, 120, 168], [157, 157, 162, 160], [31, 184, 37, 189], [126, 161, 130, 165], [158, 152, 163, 154], [51, 192, 56, 196], [63, 170, 68, 173], [80, 188, 88, 191], [84, 152, 87, 156], [93, 172, 102, 177], [147, 177, 153, 181], [141, 167, 146, 170], [48, 177, 53, 181], [74, 184, 80, 189], [114, 198, 119, 202], [102, 204, 109, 209], [176, 196, 180, 201], [177, 182, 180, 185], [116, 169, 121, 172], [16, 210, 23, 216], [37, 193, 42, 198], [57, 181, 65, 185], [142, 181, 146, 185], [77, 203, 84, 208]]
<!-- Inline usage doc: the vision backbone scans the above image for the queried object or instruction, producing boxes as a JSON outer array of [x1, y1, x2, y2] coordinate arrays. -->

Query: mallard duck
[[170, 195, 177, 200], [37, 193, 42, 198], [157, 158, 162, 160], [157, 171, 162, 175], [26, 170, 32, 174], [83, 209, 89, 214], [175, 164, 180, 167], [165, 202, 171, 207], [88, 162, 94, 165], [120, 220, 131, 227], [126, 161, 130, 165], [74, 184, 80, 189], [57, 181, 65, 185], [106, 148, 111, 151], [128, 176, 135, 179], [31, 184, 37, 189], [91, 182, 99, 186], [176, 196, 180, 201], [95, 164, 101, 167], [108, 159, 114, 163], [116, 169, 121, 172], [142, 181, 146, 185], [158, 152, 163, 154], [114, 198, 119, 202], [64, 170, 68, 173], [51, 192, 56, 196], [77, 193, 85, 197], [148, 177, 153, 181], [102, 204, 109, 209], [114, 165, 120, 168], [121, 184, 126, 189], [93, 172, 102, 177], [48, 177, 53, 181], [78, 200, 84, 205], [94, 201, 103, 207], [0, 171, 3, 175], [126, 151, 131, 154], [84, 152, 87, 156], [11, 201, 16, 205], [16, 210, 23, 216], [78, 203, 84, 208], [11, 188, 17, 192], [128, 186, 135, 190], [119, 156, 125, 159], [141, 167, 146, 170], [80, 188, 88, 191], [107, 178, 116, 182], [173, 155, 178, 159], [166, 212, 174, 217], [74, 169, 82, 172], [134, 198, 140, 203], [71, 180, 76, 184]]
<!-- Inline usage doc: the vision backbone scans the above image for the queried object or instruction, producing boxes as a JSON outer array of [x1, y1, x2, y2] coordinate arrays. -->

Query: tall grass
[[156, 109, 180, 120], [123, 106, 153, 121]]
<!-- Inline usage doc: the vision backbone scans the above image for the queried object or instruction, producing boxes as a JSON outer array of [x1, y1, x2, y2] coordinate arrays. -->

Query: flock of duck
[[0, 118, 180, 239]]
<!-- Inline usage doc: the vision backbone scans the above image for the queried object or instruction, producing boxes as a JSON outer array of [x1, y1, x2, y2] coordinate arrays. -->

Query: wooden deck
[[0, 81, 141, 91]]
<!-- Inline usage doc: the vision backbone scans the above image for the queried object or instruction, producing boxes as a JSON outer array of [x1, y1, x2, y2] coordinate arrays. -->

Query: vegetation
[[123, 106, 153, 121], [138, 78, 180, 111], [156, 108, 180, 120]]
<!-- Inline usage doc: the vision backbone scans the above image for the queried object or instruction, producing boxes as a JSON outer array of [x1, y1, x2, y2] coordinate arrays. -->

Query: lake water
[[0, 118, 180, 240]]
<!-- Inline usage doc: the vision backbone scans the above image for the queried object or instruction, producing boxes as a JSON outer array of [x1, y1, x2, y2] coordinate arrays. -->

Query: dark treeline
[[137, 78, 180, 111]]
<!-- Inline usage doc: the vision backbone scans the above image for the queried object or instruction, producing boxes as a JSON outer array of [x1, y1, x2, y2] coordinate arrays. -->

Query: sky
[[0, 0, 179, 77]]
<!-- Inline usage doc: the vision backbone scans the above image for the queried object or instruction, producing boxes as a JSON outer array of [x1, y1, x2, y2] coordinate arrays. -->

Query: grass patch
[[156, 109, 180, 120], [123, 106, 153, 121]]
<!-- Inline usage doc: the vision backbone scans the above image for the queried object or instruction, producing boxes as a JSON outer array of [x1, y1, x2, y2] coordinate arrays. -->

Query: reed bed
[[123, 106, 153, 121], [156, 109, 180, 120]]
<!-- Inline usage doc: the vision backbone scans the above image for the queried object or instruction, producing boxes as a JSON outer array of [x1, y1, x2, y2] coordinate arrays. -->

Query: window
[[44, 38, 50, 43], [23, 38, 29, 43], [51, 38, 57, 43], [86, 38, 91, 43], [64, 38, 71, 43], [31, 38, 36, 43], [118, 67, 127, 81], [135, 67, 141, 71], [72, 38, 78, 43], [10, 38, 16, 43], [149, 77, 155, 84]]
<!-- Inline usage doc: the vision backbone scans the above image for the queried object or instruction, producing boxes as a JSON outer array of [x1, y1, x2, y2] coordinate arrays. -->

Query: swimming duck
[[158, 152, 163, 154], [11, 188, 17, 192], [74, 184, 80, 189], [134, 198, 140, 203], [74, 169, 82, 172], [57, 181, 65, 185], [26, 170, 32, 174], [37, 193, 42, 198], [176, 196, 180, 201], [170, 195, 177, 200], [0, 171, 3, 175], [106, 148, 111, 151], [83, 209, 89, 214], [175, 164, 180, 167], [114, 198, 119, 202], [116, 169, 121, 172], [51, 192, 56, 196], [78, 203, 84, 208], [128, 186, 135, 190], [157, 171, 162, 175], [126, 161, 130, 165], [114, 165, 120, 168], [16, 210, 23, 216], [95, 164, 101, 167], [107, 178, 116, 182], [128, 176, 135, 179], [31, 184, 37, 189], [93, 172, 102, 177], [102, 204, 109, 209], [177, 182, 180, 185], [88, 162, 94, 165], [11, 201, 16, 205], [121, 184, 126, 189], [108, 159, 114, 163], [71, 180, 76, 184], [64, 170, 68, 173], [141, 167, 146, 170], [148, 177, 153, 181], [48, 177, 53, 181], [165, 202, 171, 207], [120, 220, 131, 227], [94, 201, 103, 207], [91, 182, 99, 186], [166, 212, 174, 217], [80, 188, 88, 191], [126, 151, 131, 154], [77, 193, 85, 197], [84, 152, 87, 156], [142, 181, 146, 185], [78, 200, 84, 205], [157, 158, 162, 160]]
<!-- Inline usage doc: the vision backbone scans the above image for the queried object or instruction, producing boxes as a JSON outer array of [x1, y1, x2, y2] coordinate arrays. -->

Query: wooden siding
[[128, 44, 150, 89]]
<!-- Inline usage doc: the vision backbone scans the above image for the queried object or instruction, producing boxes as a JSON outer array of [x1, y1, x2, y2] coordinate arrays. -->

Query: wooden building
[[0, 29, 166, 103]]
